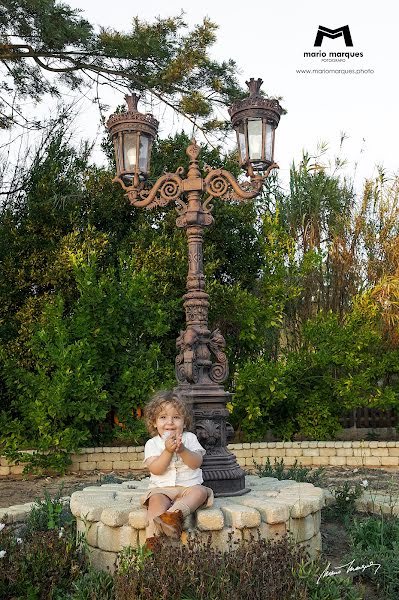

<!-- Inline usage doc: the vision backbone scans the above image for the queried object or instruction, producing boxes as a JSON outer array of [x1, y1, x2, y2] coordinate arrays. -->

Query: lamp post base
[[175, 382, 248, 497]]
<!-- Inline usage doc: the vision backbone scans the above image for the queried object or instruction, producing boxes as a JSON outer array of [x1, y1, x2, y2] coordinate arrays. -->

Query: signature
[[317, 559, 381, 585]]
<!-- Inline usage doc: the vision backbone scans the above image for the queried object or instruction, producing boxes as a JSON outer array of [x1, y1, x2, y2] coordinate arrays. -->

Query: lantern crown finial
[[245, 78, 263, 97], [125, 93, 140, 112]]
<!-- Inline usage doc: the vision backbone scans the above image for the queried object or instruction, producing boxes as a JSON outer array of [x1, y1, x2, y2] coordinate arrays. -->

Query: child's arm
[[146, 436, 177, 475], [176, 434, 203, 469]]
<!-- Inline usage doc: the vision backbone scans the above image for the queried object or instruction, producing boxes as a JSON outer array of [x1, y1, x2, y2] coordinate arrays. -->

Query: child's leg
[[146, 493, 172, 538], [167, 485, 208, 518]]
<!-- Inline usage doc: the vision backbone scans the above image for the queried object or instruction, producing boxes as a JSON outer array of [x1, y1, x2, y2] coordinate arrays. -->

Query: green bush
[[254, 458, 326, 487], [232, 297, 399, 441]]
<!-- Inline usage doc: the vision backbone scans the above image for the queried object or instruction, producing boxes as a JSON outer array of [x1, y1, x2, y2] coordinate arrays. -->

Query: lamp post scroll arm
[[114, 172, 185, 209], [203, 163, 278, 203]]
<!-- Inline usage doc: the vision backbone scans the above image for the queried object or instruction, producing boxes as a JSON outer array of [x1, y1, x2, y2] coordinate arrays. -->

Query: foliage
[[113, 534, 337, 600], [346, 514, 399, 600], [231, 293, 399, 441], [254, 458, 326, 487], [67, 569, 115, 600], [0, 2, 244, 135], [325, 482, 364, 521], [23, 486, 73, 536], [0, 525, 87, 600]]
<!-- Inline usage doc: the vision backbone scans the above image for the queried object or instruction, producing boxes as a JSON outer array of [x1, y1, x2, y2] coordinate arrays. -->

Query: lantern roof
[[229, 78, 283, 128], [106, 93, 159, 139]]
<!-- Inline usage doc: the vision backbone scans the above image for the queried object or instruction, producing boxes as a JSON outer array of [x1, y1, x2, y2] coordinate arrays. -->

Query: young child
[[142, 390, 213, 549]]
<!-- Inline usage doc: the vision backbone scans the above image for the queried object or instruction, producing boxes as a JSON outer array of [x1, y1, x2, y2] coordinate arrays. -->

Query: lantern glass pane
[[114, 138, 122, 175], [247, 119, 263, 161], [123, 132, 138, 172], [265, 123, 273, 163], [139, 134, 150, 173], [237, 122, 247, 164]]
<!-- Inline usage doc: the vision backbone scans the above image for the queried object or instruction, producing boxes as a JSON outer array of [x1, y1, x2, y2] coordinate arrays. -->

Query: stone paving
[[69, 475, 329, 572]]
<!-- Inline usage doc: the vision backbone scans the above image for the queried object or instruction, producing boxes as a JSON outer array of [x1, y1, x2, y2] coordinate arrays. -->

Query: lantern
[[229, 78, 283, 172], [106, 94, 159, 184]]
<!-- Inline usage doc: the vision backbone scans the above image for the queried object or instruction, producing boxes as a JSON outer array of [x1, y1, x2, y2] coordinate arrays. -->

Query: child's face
[[155, 403, 184, 438]]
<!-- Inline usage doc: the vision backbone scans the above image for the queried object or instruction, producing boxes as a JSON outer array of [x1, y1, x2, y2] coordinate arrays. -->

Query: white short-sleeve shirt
[[144, 431, 205, 488]]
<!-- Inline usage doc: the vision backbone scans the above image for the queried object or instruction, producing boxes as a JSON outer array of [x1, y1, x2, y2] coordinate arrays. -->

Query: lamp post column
[[174, 142, 247, 496]]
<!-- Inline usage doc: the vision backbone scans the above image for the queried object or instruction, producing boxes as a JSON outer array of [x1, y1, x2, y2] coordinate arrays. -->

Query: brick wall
[[1, 441, 399, 476]]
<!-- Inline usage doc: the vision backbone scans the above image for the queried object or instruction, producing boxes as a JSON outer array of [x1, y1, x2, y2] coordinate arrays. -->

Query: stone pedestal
[[70, 475, 328, 573]]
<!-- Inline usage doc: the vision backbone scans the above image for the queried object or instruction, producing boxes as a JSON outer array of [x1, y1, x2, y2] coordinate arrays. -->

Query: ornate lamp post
[[107, 78, 283, 496]]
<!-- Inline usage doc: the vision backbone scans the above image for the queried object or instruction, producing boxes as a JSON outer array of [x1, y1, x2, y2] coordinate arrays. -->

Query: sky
[[47, 0, 399, 190]]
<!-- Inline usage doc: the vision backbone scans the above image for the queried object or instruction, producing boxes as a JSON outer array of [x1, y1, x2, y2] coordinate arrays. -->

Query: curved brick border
[[70, 475, 329, 572]]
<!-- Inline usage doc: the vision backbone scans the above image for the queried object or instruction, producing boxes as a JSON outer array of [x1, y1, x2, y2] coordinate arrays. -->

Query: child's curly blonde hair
[[144, 390, 193, 437]]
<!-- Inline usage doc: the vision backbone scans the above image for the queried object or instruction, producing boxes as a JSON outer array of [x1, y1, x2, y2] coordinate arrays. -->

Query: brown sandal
[[153, 510, 184, 539], [144, 536, 160, 552]]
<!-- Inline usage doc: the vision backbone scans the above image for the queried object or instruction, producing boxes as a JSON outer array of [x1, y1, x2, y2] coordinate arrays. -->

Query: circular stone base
[[70, 475, 328, 573]]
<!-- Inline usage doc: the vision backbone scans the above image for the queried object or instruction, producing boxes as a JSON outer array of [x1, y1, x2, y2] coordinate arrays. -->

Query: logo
[[314, 25, 353, 47]]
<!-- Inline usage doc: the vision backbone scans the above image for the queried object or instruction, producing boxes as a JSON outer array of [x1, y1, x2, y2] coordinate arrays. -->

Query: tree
[[0, 1, 244, 136]]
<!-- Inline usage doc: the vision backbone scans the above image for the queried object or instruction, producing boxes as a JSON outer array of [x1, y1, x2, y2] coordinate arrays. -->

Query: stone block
[[98, 523, 125, 552], [353, 448, 371, 456], [112, 461, 130, 470], [89, 547, 118, 573], [380, 456, 399, 466], [196, 508, 224, 531], [235, 449, 253, 458], [319, 448, 336, 456], [238, 498, 289, 524], [313, 510, 321, 534], [77, 518, 100, 547], [388, 448, 399, 456], [129, 461, 144, 469], [308, 442, 318, 448], [336, 448, 353, 456], [243, 443, 251, 449], [311, 456, 330, 466], [10, 465, 25, 475], [128, 509, 148, 529], [258, 521, 286, 540], [329, 456, 347, 466], [364, 457, 382, 467], [79, 461, 97, 471], [303, 449, 319, 457], [101, 507, 131, 527], [288, 514, 315, 542], [346, 457, 364, 467], [324, 441, 335, 448], [282, 456, 297, 466], [375, 449, 389, 456], [237, 457, 246, 467], [220, 504, 261, 529], [283, 442, 293, 448], [97, 462, 114, 471], [297, 457, 313, 466], [286, 449, 302, 457], [0, 467, 10, 476]]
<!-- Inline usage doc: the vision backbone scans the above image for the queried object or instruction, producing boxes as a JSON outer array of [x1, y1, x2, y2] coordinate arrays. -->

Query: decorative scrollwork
[[202, 195, 214, 213], [208, 328, 229, 383], [175, 328, 199, 384], [125, 172, 184, 209]]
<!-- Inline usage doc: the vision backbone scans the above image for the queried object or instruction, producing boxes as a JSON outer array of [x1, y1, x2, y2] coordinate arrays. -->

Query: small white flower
[[353, 468, 359, 473], [345, 496, 350, 501], [361, 479, 369, 488], [0, 550, 6, 558], [16, 538, 23, 545], [0, 524, 5, 532], [58, 527, 65, 539]]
